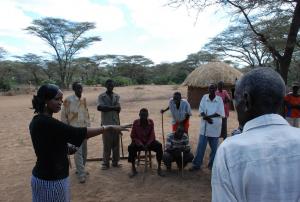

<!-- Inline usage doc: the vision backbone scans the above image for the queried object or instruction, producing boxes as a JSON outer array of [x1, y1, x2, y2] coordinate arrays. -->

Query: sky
[[0, 0, 230, 64]]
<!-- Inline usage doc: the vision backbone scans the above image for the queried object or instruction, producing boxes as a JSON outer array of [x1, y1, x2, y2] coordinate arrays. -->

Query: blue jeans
[[192, 135, 219, 169]]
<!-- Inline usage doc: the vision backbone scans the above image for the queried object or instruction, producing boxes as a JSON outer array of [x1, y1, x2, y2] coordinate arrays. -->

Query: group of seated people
[[128, 108, 194, 177]]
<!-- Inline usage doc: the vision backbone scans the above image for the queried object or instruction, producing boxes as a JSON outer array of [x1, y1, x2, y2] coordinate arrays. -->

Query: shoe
[[189, 166, 200, 172], [157, 168, 165, 177], [79, 176, 86, 184], [101, 164, 109, 170], [112, 163, 122, 168], [129, 170, 138, 178], [75, 171, 89, 176]]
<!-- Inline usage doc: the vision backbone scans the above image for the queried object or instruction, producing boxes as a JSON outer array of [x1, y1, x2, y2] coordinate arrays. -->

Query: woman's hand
[[105, 124, 132, 132]]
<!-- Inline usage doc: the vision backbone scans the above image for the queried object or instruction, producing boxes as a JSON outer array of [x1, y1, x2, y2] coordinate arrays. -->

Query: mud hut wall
[[187, 85, 235, 109]]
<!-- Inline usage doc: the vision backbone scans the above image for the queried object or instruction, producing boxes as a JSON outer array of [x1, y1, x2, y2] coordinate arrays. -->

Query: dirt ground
[[0, 85, 239, 202]]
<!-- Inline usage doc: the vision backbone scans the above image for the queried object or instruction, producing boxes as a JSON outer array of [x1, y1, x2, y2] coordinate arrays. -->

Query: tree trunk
[[279, 59, 289, 84], [279, 1, 300, 84]]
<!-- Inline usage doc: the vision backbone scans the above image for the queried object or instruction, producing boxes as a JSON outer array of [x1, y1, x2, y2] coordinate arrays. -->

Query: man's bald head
[[235, 67, 285, 126]]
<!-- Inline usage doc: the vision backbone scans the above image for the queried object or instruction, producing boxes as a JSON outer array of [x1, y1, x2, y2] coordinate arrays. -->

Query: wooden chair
[[137, 150, 152, 168]]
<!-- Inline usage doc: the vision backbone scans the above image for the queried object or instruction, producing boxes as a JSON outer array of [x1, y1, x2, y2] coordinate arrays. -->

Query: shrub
[[0, 80, 12, 92], [113, 76, 134, 86]]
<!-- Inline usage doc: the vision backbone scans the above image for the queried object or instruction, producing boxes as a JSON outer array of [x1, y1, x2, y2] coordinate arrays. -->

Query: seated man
[[163, 125, 194, 171], [128, 108, 164, 177]]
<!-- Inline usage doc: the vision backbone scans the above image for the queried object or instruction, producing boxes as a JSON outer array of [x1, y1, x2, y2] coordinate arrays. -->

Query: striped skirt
[[31, 175, 70, 202]]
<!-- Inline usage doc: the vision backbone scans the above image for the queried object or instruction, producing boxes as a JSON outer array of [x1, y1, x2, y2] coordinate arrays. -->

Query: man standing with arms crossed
[[97, 79, 121, 170], [61, 82, 90, 183]]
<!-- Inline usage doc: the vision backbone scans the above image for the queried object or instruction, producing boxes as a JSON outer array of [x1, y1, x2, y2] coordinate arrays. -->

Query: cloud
[[13, 0, 127, 32], [0, 0, 230, 63]]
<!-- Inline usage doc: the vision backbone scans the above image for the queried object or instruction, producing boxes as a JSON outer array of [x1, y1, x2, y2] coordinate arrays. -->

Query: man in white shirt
[[190, 84, 225, 171], [161, 92, 192, 134], [61, 82, 90, 183], [212, 67, 300, 202]]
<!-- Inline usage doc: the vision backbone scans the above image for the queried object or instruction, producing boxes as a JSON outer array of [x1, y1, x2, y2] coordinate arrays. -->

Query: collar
[[72, 94, 82, 101], [243, 114, 289, 133], [137, 119, 152, 126], [205, 94, 218, 102], [172, 132, 188, 139]]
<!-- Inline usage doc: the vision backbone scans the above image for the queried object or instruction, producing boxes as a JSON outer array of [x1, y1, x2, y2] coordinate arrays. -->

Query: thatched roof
[[182, 62, 243, 88]]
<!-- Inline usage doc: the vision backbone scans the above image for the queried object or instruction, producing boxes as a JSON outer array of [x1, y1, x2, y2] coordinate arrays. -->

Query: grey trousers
[[74, 139, 87, 177], [102, 131, 120, 166]]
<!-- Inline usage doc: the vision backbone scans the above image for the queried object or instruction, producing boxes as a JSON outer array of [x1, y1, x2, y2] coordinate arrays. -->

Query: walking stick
[[117, 113, 125, 158], [120, 132, 124, 158], [161, 113, 166, 150], [181, 151, 184, 177]]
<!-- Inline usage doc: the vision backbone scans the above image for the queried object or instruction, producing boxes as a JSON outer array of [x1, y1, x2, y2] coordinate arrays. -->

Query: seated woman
[[128, 108, 164, 177], [29, 84, 131, 202]]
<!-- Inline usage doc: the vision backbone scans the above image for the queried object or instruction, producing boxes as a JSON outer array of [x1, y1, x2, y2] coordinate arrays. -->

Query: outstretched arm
[[86, 124, 132, 139]]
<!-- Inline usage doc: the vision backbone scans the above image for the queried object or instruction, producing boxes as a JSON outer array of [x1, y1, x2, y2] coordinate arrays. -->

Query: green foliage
[[25, 17, 101, 88], [112, 76, 134, 86], [0, 79, 12, 92], [40, 79, 58, 85]]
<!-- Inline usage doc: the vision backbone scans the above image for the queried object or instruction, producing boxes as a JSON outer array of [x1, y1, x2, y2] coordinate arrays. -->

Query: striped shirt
[[165, 132, 190, 152]]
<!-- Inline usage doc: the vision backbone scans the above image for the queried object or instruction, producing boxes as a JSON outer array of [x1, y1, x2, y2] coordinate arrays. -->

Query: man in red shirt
[[284, 82, 300, 127], [128, 108, 164, 177], [216, 81, 231, 139]]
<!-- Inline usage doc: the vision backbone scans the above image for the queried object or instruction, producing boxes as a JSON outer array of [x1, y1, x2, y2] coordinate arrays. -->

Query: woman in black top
[[30, 84, 130, 202]]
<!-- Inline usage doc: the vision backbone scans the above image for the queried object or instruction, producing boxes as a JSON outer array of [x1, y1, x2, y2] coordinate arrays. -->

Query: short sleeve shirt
[[215, 90, 230, 117], [284, 93, 300, 118]]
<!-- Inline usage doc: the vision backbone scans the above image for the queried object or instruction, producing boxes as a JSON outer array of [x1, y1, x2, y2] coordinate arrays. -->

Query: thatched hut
[[182, 62, 243, 109]]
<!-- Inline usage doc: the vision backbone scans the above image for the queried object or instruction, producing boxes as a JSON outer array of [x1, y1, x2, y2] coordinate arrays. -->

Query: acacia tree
[[0, 47, 7, 60], [25, 17, 101, 88], [16, 53, 46, 85], [183, 50, 219, 69], [168, 0, 300, 83], [204, 22, 272, 67]]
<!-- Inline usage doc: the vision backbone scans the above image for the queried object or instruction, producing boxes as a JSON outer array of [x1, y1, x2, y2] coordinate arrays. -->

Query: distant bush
[[85, 79, 97, 86], [113, 76, 134, 86], [95, 77, 111, 86], [40, 79, 58, 85], [0, 80, 12, 92], [152, 76, 170, 85]]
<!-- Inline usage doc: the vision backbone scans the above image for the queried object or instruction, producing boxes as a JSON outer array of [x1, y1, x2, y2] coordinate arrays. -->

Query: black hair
[[236, 67, 285, 113], [139, 108, 148, 114], [173, 92, 181, 97], [105, 79, 114, 86], [72, 81, 81, 91], [32, 84, 60, 114]]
